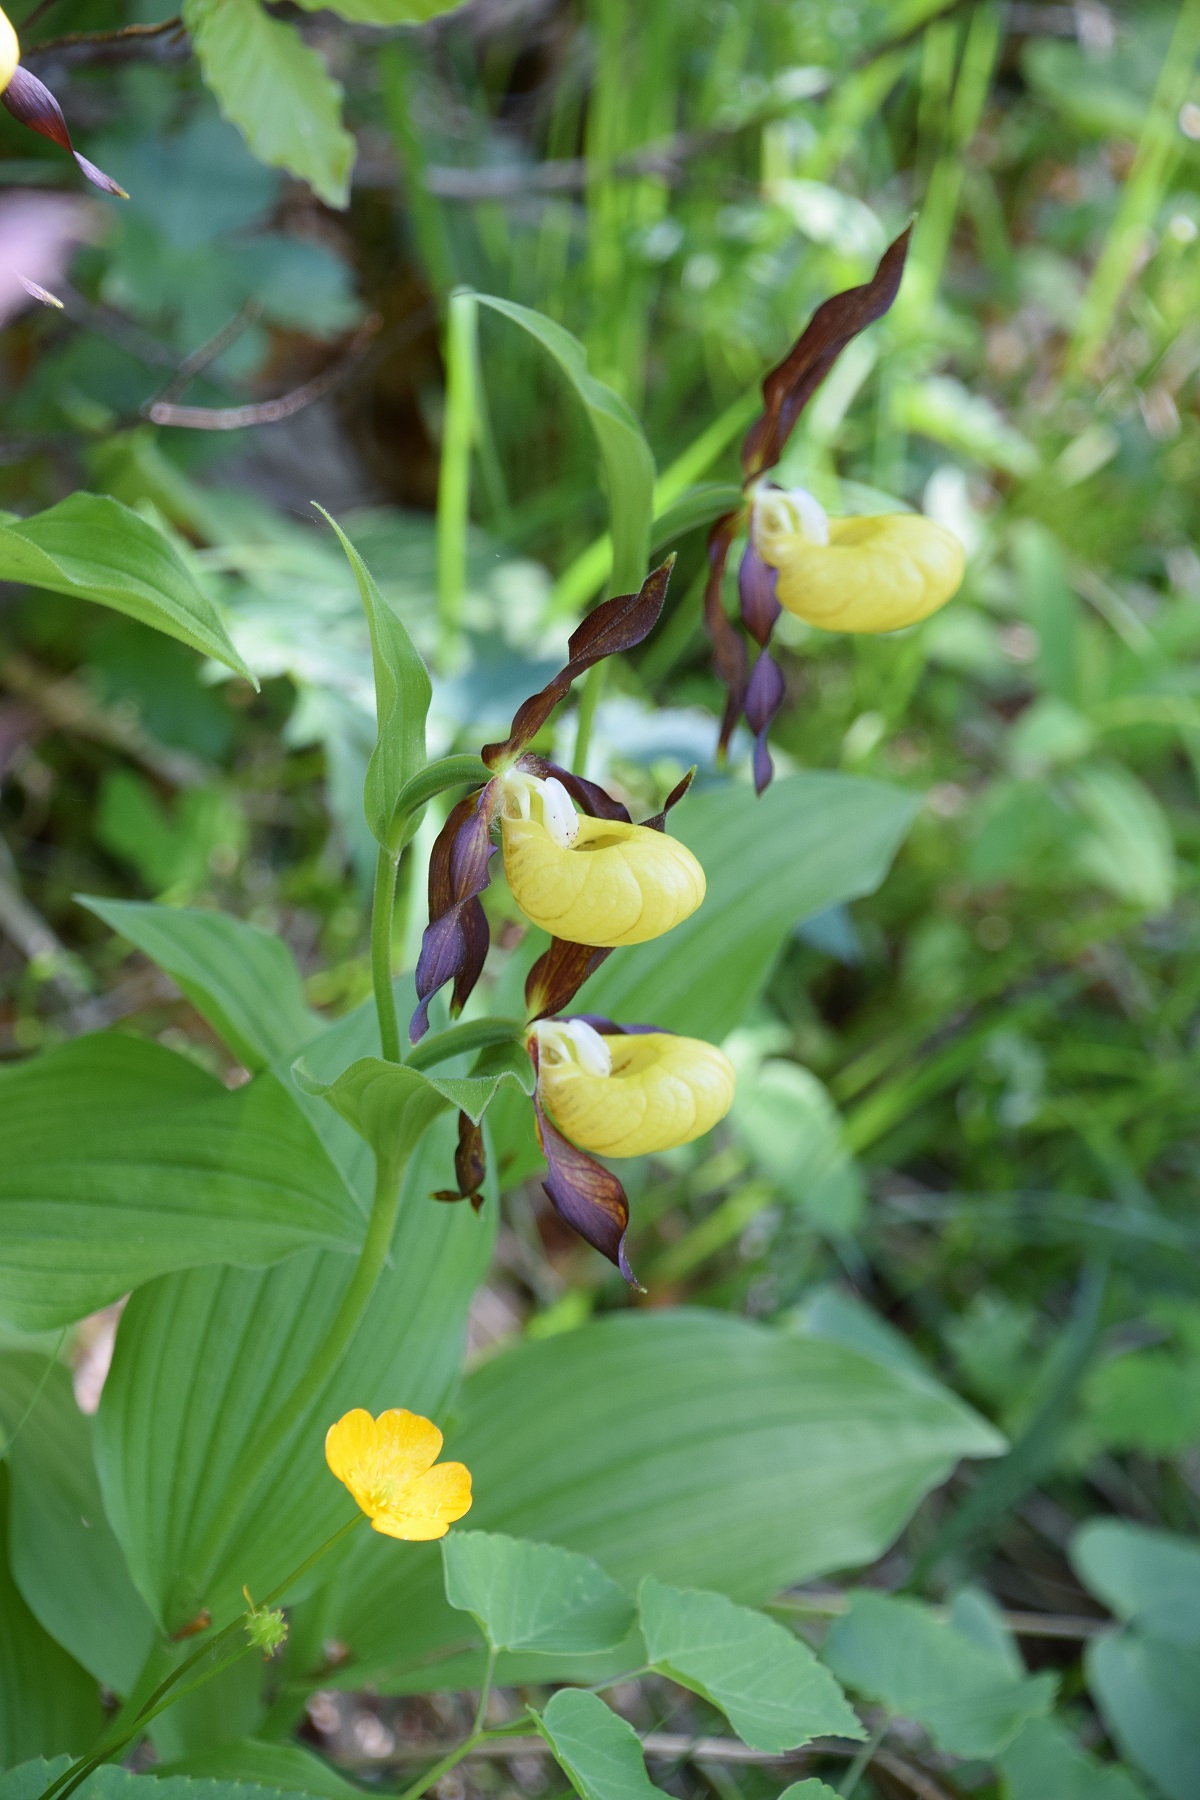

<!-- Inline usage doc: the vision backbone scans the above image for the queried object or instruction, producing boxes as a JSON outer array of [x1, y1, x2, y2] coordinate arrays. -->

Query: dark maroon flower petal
[[704, 513, 747, 757], [517, 754, 632, 823], [534, 1090, 638, 1287], [738, 541, 782, 647], [432, 1110, 487, 1212], [742, 226, 911, 480], [410, 782, 500, 1041], [642, 766, 695, 833], [744, 650, 787, 795], [482, 559, 675, 769], [1, 68, 128, 198], [525, 938, 614, 1023]]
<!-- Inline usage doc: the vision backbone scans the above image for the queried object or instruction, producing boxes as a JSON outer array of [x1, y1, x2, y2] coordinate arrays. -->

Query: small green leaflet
[[293, 1051, 534, 1166], [316, 508, 431, 847], [184, 0, 356, 208], [535, 1690, 660, 1800], [0, 493, 251, 679], [823, 1591, 1056, 1760], [638, 1578, 863, 1752], [443, 1531, 635, 1655], [778, 1786, 842, 1800]]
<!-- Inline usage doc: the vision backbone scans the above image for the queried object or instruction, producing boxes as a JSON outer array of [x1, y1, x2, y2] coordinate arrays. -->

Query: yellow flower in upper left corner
[[325, 1408, 472, 1541], [0, 7, 20, 93]]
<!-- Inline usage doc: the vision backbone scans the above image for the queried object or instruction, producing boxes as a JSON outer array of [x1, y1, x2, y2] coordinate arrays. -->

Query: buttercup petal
[[370, 1461, 473, 1541], [325, 1407, 447, 1522]]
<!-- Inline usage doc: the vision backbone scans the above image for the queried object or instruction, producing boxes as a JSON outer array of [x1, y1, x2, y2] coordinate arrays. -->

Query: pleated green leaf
[[579, 773, 919, 1039], [78, 899, 323, 1073], [0, 1036, 362, 1330]]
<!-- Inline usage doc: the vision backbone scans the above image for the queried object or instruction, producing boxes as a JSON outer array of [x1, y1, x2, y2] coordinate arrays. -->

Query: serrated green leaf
[[444, 1531, 635, 1654], [476, 297, 654, 596], [184, 0, 355, 208], [535, 1690, 660, 1800], [153, 1739, 363, 1797], [316, 509, 431, 846], [998, 1717, 1147, 1800], [0, 1036, 362, 1330], [1, 1354, 154, 1696], [0, 494, 251, 679], [79, 898, 323, 1073], [778, 1786, 842, 1800], [638, 1577, 862, 1752], [823, 1591, 1056, 1759]]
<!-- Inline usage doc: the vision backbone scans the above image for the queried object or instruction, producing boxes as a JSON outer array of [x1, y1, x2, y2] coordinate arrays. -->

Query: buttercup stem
[[372, 846, 402, 1064], [182, 1146, 408, 1616], [472, 1644, 498, 1736], [838, 1719, 887, 1798], [41, 1515, 367, 1800]]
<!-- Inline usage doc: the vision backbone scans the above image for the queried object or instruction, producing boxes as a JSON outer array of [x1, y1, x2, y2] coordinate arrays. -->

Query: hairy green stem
[[838, 1719, 887, 1798], [372, 847, 402, 1064], [182, 1147, 407, 1616], [437, 289, 478, 668]]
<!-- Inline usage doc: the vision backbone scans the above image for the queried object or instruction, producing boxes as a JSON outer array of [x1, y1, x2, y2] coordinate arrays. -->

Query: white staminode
[[536, 1017, 613, 1078], [499, 769, 580, 848], [751, 481, 830, 549]]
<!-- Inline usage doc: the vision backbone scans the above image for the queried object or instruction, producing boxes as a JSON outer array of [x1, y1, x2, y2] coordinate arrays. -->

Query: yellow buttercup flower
[[324, 1408, 471, 1541], [499, 770, 704, 947], [0, 7, 19, 92], [535, 1019, 735, 1157], [751, 484, 964, 634]]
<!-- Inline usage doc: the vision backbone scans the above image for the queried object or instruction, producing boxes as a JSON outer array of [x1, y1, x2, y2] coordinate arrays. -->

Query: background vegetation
[[3, 0, 1200, 1796]]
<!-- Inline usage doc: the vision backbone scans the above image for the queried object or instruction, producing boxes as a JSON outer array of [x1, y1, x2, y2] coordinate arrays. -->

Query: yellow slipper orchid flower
[[325, 1408, 471, 1541], [0, 7, 18, 92], [751, 483, 965, 634], [534, 1018, 735, 1157], [499, 769, 705, 948]]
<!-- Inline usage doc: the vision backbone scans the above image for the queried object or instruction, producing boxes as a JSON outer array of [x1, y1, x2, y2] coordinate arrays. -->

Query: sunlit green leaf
[[535, 1690, 660, 1800]]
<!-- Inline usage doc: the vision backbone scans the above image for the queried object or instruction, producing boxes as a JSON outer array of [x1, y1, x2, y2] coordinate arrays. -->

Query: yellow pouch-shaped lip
[[0, 8, 19, 92], [539, 1030, 735, 1158], [766, 512, 965, 633], [502, 810, 705, 947]]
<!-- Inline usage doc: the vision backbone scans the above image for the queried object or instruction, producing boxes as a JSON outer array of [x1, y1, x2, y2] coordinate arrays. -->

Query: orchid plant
[[0, 234, 1002, 1800]]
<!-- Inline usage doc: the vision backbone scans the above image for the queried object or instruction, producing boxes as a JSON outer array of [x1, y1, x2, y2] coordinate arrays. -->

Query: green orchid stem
[[182, 1146, 408, 1619], [406, 1016, 525, 1071], [572, 660, 605, 775], [372, 847, 402, 1064]]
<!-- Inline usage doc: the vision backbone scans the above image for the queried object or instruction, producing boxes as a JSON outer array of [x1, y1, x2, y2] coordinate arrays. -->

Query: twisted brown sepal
[[482, 558, 675, 770], [524, 767, 696, 1022], [530, 1039, 639, 1287], [411, 783, 501, 1042], [432, 1110, 487, 1212], [741, 225, 911, 481], [1, 68, 128, 198]]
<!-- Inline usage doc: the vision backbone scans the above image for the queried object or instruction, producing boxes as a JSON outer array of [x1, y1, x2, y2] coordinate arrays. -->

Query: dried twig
[[149, 299, 264, 410], [53, 280, 180, 370], [145, 314, 382, 430], [775, 1586, 1106, 1640], [22, 16, 187, 67]]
